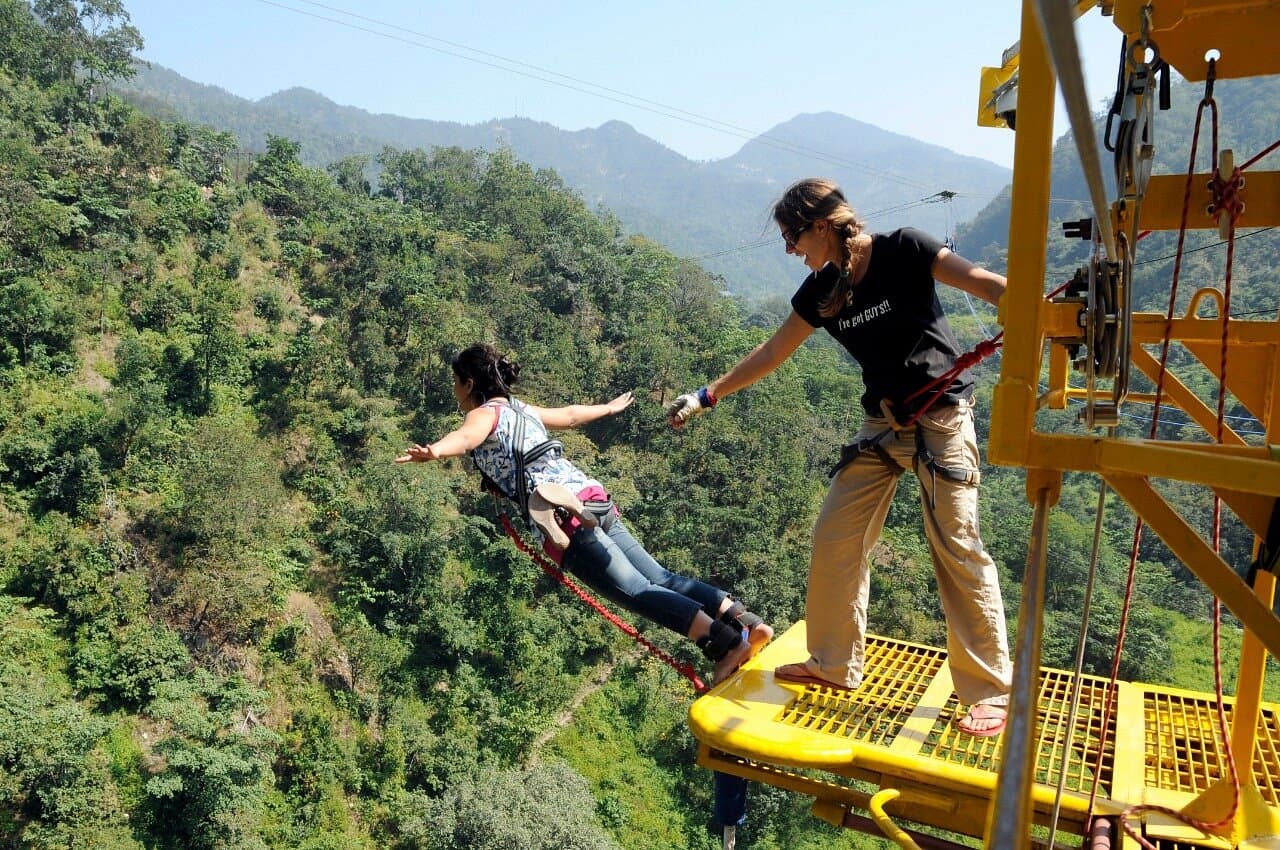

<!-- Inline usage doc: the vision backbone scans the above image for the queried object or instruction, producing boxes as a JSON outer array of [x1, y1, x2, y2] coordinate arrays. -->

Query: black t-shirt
[[790, 227, 973, 416]]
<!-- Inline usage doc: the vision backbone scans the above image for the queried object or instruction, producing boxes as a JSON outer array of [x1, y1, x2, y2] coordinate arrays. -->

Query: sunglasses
[[782, 222, 811, 250]]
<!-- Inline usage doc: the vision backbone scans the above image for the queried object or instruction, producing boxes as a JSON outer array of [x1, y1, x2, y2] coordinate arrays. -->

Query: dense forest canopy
[[1, 2, 1273, 848]]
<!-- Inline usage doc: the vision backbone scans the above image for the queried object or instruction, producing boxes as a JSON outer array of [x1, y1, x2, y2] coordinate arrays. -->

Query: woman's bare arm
[[395, 405, 498, 462], [529, 392, 635, 430], [933, 248, 1006, 306]]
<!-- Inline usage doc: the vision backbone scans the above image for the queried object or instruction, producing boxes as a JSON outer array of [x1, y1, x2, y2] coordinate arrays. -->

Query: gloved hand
[[666, 386, 716, 429]]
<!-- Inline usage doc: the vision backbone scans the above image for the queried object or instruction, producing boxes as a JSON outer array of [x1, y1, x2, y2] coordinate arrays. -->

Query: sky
[[122, 0, 1127, 170]]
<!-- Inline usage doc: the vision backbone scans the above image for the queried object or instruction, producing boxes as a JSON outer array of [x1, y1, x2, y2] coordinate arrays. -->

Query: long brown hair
[[773, 178, 866, 318]]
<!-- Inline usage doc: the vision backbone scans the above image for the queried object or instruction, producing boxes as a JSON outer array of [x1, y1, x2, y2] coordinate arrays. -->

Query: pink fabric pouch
[[540, 485, 615, 564]]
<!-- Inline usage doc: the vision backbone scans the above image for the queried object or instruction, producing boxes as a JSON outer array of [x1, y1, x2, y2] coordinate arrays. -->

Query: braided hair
[[452, 343, 521, 406], [773, 178, 867, 318]]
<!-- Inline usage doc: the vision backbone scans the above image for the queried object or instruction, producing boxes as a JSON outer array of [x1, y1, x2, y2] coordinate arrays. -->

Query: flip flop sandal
[[955, 706, 1007, 737], [772, 662, 856, 693]]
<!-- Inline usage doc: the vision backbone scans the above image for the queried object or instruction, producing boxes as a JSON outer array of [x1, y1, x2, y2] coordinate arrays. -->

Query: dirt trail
[[524, 648, 644, 769]]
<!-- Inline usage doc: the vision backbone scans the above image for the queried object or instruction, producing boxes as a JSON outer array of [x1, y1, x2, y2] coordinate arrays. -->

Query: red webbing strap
[[899, 334, 1004, 428], [499, 513, 708, 694]]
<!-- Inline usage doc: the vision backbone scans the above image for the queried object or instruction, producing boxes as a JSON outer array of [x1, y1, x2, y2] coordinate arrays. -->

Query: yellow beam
[[1105, 474, 1280, 662], [990, 0, 1058, 470], [1131, 315, 1280, 345], [1037, 311, 1280, 346], [1214, 489, 1280, 540], [1139, 171, 1280, 231], [1131, 346, 1248, 445], [1039, 307, 1280, 347], [1183, 339, 1277, 423], [1043, 302, 1280, 345], [1112, 0, 1280, 81], [1018, 433, 1280, 496], [1232, 566, 1276, 810]]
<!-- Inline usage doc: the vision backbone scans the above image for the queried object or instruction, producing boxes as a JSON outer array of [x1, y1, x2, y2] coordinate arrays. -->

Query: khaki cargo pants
[[801, 399, 1011, 706]]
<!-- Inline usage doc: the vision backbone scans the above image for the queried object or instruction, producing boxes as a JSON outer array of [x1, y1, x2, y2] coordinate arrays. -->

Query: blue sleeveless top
[[470, 399, 600, 505]]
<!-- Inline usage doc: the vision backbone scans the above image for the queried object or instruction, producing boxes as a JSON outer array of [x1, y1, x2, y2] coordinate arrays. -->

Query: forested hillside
[[1, 3, 1272, 849], [114, 63, 1010, 301]]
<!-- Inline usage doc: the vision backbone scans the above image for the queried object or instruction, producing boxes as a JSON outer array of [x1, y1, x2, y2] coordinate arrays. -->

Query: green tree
[[0, 0, 48, 82], [31, 0, 142, 93], [143, 674, 279, 850], [390, 762, 621, 850], [0, 276, 76, 368], [327, 155, 371, 197]]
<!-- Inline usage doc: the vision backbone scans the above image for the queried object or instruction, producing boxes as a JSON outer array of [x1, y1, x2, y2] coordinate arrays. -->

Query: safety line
[[498, 513, 708, 694]]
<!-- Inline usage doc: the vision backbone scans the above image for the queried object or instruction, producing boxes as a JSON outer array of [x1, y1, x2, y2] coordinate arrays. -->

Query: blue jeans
[[561, 506, 727, 635]]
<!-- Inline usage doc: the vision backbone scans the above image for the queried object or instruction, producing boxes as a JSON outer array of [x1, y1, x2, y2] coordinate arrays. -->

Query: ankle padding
[[720, 600, 763, 631], [697, 619, 744, 662]]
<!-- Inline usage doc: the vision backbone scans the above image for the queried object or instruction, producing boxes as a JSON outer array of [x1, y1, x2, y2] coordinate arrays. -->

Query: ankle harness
[[719, 601, 763, 632], [696, 619, 744, 662]]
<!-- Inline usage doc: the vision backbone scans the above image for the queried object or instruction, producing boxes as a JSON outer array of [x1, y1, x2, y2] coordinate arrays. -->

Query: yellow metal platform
[[690, 622, 1280, 844]]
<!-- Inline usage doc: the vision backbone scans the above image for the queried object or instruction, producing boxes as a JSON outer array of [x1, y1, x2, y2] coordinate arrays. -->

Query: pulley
[[1052, 218, 1126, 428]]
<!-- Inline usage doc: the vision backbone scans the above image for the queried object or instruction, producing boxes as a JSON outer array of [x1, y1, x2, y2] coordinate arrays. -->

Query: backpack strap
[[470, 397, 564, 521]]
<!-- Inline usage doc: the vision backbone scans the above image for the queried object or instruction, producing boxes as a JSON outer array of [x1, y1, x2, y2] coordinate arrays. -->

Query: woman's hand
[[395, 444, 439, 463], [606, 391, 635, 415]]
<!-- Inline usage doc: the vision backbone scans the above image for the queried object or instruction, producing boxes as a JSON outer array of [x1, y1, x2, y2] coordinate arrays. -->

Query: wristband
[[697, 386, 718, 408]]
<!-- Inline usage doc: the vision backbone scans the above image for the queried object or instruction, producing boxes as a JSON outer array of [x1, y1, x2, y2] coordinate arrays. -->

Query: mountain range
[[113, 62, 1014, 299]]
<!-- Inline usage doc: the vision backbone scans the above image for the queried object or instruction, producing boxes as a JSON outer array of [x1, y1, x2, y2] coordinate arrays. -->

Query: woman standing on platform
[[667, 178, 1011, 735]]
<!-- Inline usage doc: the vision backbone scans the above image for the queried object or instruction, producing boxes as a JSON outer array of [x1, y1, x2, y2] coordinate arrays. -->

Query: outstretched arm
[[933, 247, 1006, 306], [668, 310, 814, 428], [709, 310, 814, 399], [529, 391, 635, 430], [395, 405, 498, 463]]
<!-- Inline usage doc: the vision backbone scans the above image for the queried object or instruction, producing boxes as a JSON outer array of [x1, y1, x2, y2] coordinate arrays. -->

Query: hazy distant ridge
[[117, 62, 1012, 298]]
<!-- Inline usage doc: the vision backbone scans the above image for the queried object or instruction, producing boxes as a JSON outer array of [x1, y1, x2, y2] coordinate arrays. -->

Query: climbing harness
[[827, 337, 1000, 506], [470, 397, 594, 548], [471, 397, 561, 511]]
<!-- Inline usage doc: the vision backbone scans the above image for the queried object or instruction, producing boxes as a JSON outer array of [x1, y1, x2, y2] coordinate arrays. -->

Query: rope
[[1240, 137, 1280, 172], [1075, 63, 1246, 848], [899, 335, 1004, 428], [498, 512, 709, 694], [1046, 471, 1112, 850]]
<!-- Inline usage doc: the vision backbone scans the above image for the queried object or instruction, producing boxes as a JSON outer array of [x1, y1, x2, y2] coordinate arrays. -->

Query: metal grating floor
[[914, 669, 1115, 793], [690, 622, 1280, 845], [778, 636, 945, 746], [1142, 691, 1280, 803]]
